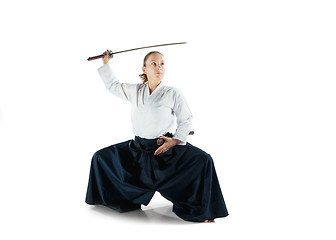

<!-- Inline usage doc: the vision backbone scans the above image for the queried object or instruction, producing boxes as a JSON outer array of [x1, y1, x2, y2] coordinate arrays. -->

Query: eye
[[151, 62, 157, 67]]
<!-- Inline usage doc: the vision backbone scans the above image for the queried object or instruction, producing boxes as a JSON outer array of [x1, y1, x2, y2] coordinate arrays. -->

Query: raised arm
[[97, 50, 138, 101]]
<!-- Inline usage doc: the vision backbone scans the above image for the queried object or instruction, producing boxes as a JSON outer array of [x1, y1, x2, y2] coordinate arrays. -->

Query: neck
[[148, 80, 162, 94]]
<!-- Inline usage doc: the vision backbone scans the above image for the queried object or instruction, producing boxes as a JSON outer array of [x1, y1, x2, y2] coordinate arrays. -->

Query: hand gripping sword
[[87, 42, 187, 61]]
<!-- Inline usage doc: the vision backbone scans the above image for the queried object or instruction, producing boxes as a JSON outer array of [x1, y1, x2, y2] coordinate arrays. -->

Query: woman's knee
[[189, 146, 213, 164], [91, 147, 108, 165]]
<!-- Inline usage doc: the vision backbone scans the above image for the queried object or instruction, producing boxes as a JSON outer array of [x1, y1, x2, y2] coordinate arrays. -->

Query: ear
[[142, 66, 146, 74]]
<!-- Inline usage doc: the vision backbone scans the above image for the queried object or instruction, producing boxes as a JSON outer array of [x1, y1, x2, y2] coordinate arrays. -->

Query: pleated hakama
[[85, 137, 228, 222]]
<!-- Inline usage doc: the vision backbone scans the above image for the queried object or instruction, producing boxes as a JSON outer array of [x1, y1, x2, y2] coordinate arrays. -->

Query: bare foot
[[204, 219, 215, 223]]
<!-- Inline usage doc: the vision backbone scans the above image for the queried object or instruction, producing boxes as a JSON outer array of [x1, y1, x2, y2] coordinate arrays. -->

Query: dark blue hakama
[[85, 136, 228, 222]]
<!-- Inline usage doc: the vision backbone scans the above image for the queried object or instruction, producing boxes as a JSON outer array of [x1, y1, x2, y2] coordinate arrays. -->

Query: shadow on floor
[[88, 204, 196, 225]]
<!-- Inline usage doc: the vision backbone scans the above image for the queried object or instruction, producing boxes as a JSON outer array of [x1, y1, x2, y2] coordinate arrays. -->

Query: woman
[[85, 50, 229, 222]]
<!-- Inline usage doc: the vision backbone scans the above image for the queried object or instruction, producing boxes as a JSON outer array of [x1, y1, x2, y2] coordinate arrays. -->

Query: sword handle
[[87, 54, 104, 61], [87, 50, 113, 61]]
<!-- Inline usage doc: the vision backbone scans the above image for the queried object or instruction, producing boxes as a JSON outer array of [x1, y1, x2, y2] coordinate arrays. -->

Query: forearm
[[173, 115, 193, 143]]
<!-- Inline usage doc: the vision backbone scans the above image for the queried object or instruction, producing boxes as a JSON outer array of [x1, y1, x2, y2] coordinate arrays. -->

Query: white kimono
[[98, 63, 193, 143]]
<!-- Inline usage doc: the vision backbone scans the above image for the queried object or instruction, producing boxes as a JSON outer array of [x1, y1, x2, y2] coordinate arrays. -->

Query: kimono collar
[[147, 81, 164, 96]]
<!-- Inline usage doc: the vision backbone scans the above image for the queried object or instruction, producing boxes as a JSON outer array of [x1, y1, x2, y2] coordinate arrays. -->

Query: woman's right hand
[[102, 50, 111, 64]]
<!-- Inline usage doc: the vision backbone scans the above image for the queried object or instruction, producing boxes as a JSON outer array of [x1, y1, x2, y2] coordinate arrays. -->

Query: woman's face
[[142, 53, 165, 82]]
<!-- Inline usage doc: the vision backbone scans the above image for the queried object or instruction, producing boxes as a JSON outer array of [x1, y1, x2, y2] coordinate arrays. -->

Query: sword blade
[[87, 42, 187, 61], [113, 42, 187, 54]]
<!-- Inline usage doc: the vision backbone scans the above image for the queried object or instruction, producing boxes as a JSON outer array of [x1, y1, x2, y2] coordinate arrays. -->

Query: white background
[[1, 0, 335, 239]]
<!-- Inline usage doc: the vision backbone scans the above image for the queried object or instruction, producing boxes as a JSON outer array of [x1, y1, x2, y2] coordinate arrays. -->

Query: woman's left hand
[[154, 136, 181, 155]]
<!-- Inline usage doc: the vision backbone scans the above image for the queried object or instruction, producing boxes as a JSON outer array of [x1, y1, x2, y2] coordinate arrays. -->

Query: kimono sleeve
[[172, 88, 193, 143], [98, 63, 137, 101]]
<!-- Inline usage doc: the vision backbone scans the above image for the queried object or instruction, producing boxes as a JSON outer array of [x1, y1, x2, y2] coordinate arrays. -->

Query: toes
[[204, 219, 215, 223]]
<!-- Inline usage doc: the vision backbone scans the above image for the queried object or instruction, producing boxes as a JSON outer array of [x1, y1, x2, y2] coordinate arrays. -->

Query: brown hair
[[139, 51, 163, 84]]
